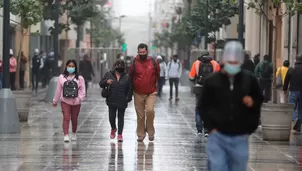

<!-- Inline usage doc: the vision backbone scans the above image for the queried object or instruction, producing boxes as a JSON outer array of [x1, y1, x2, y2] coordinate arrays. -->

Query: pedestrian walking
[[276, 60, 289, 103], [129, 43, 160, 142], [189, 52, 220, 137], [19, 51, 28, 89], [79, 54, 95, 96], [52, 59, 86, 142], [199, 41, 263, 171], [31, 49, 43, 93], [156, 55, 166, 98], [166, 54, 182, 101], [254, 54, 273, 103], [99, 59, 132, 142], [283, 56, 302, 132]]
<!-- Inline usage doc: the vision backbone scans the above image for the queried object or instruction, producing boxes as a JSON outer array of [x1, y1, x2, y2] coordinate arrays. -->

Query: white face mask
[[120, 56, 124, 60]]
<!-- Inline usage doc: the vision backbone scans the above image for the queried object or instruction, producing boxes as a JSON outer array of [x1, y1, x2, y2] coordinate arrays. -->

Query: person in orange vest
[[189, 53, 220, 137]]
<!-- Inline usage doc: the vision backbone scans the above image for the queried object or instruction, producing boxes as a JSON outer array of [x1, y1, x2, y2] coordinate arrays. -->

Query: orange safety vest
[[189, 60, 220, 80]]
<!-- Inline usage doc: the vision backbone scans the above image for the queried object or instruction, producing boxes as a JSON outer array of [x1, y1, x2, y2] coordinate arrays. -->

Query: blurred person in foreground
[[198, 41, 263, 171]]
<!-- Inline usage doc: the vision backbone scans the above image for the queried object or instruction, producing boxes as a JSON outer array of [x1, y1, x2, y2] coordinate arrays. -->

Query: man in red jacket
[[129, 43, 160, 142]]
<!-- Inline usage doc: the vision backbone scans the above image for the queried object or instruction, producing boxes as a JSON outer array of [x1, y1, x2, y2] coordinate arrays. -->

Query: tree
[[88, 11, 125, 48], [188, 0, 238, 45], [0, 0, 44, 89], [43, 0, 99, 47], [243, 0, 302, 103], [64, 0, 99, 48]]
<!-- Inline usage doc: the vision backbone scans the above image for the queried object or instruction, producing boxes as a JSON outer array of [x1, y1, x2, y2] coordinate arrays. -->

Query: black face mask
[[139, 54, 147, 60], [173, 59, 177, 62], [116, 68, 125, 73]]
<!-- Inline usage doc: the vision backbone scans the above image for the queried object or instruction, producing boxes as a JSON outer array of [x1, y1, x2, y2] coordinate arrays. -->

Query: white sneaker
[[64, 135, 70, 142], [71, 133, 77, 141]]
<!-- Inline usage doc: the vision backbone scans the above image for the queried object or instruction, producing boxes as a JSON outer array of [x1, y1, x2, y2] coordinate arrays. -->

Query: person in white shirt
[[166, 55, 182, 101], [156, 55, 166, 98]]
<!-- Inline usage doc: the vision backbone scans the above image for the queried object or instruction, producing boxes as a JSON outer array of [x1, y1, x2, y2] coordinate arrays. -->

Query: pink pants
[[61, 102, 81, 135]]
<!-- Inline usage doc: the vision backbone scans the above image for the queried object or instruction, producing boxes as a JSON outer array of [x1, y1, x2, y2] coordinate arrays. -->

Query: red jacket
[[129, 56, 160, 94]]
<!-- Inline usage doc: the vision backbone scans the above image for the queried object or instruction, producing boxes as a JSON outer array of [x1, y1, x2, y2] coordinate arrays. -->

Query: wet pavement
[[1, 86, 302, 170]]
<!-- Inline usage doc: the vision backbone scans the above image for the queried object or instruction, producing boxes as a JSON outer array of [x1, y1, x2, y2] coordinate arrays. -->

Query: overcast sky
[[113, 0, 154, 17]]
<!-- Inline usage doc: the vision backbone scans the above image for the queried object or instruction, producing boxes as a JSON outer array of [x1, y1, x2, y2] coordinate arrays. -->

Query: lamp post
[[45, 0, 60, 103], [0, 0, 21, 133], [238, 0, 244, 45], [118, 15, 126, 33]]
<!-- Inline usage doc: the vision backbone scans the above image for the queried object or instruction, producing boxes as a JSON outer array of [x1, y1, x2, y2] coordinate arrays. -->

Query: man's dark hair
[[263, 54, 270, 61], [283, 60, 290, 67], [114, 59, 126, 68], [244, 52, 250, 60], [173, 54, 178, 58], [137, 43, 148, 51]]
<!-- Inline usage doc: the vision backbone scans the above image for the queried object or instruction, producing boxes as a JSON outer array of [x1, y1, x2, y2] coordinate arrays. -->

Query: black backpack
[[196, 60, 213, 85], [63, 76, 78, 98], [260, 62, 272, 78]]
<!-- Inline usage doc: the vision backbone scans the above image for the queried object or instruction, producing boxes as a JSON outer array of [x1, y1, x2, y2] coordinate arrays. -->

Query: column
[[244, 3, 253, 52]]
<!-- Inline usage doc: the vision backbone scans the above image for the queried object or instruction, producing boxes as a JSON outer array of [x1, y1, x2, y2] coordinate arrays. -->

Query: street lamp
[[0, 0, 21, 133], [118, 15, 126, 33]]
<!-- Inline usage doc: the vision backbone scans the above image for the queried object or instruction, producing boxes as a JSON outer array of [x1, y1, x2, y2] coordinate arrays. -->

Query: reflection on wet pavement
[[0, 86, 302, 170]]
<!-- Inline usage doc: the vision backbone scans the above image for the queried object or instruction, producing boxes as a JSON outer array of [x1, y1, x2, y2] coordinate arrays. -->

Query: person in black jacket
[[241, 52, 255, 74], [99, 59, 132, 142], [283, 55, 302, 132], [79, 54, 95, 96], [198, 41, 263, 171]]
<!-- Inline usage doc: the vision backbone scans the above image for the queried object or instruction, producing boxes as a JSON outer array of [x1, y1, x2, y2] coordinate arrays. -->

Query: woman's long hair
[[63, 59, 79, 80]]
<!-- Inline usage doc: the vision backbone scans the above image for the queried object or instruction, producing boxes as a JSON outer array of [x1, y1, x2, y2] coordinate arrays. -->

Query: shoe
[[118, 134, 123, 142], [204, 133, 209, 137], [64, 135, 70, 142], [71, 133, 77, 141], [137, 136, 145, 142], [110, 129, 117, 139], [175, 97, 180, 101], [197, 131, 202, 136], [169, 97, 172, 101], [149, 136, 154, 141]]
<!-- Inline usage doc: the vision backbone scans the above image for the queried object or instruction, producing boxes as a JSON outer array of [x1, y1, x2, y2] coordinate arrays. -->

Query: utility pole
[[238, 0, 244, 46], [45, 0, 60, 102], [288, 5, 292, 60], [0, 0, 21, 133]]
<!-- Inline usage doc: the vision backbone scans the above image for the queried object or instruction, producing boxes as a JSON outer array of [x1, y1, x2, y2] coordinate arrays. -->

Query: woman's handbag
[[101, 85, 111, 98]]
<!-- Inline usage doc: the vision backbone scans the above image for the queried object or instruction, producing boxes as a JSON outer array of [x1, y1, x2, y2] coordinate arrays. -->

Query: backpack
[[62, 76, 78, 98], [132, 58, 157, 79], [260, 62, 272, 78], [168, 61, 181, 71], [196, 60, 213, 85]]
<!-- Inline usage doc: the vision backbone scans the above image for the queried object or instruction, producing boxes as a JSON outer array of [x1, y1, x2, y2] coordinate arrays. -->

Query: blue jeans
[[206, 132, 249, 171], [289, 91, 302, 121], [0, 72, 2, 89]]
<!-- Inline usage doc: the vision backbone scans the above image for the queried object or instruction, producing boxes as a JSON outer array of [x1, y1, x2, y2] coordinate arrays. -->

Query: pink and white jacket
[[53, 74, 86, 106], [10, 57, 17, 73]]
